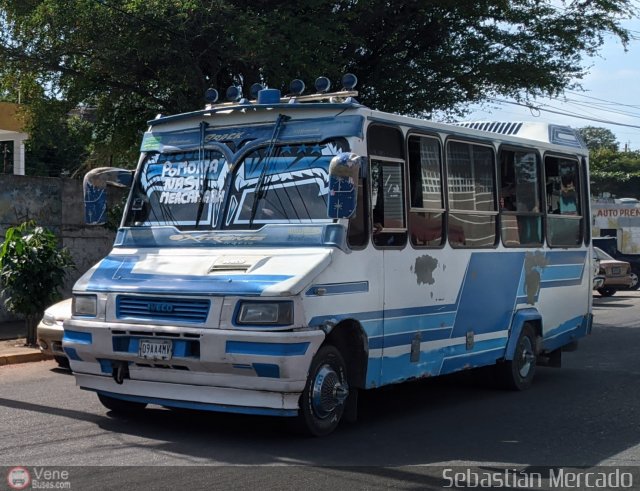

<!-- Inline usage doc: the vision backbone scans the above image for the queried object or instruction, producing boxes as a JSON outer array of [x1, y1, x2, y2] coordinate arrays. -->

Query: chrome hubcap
[[518, 337, 535, 378], [311, 364, 349, 419]]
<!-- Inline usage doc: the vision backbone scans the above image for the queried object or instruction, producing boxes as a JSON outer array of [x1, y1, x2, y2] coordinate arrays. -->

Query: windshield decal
[[134, 150, 229, 228], [227, 139, 349, 226]]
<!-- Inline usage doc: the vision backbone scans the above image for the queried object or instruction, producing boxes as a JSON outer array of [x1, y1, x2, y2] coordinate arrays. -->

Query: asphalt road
[[1, 292, 640, 489]]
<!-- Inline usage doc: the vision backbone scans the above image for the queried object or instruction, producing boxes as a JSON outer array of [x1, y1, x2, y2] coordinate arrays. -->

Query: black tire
[[297, 345, 349, 437], [54, 355, 70, 369], [98, 393, 147, 414], [498, 324, 537, 390], [597, 287, 616, 297]]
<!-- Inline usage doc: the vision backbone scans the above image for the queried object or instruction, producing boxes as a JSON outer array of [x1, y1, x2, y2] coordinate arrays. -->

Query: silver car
[[37, 298, 72, 368]]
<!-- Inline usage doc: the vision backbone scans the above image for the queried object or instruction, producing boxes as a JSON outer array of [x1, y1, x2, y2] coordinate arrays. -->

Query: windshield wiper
[[195, 121, 210, 228], [249, 114, 291, 226]]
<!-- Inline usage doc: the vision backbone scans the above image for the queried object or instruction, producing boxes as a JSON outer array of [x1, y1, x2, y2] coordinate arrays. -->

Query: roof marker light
[[314, 76, 331, 93], [342, 73, 357, 90], [226, 86, 242, 102], [204, 88, 219, 103], [289, 79, 305, 96], [250, 83, 264, 99]]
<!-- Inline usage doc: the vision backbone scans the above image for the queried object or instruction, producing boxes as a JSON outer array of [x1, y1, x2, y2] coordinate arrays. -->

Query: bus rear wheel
[[498, 324, 537, 390], [298, 345, 349, 437]]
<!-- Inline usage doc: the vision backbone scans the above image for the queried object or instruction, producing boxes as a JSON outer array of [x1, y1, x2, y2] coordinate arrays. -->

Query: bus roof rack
[[204, 90, 359, 110]]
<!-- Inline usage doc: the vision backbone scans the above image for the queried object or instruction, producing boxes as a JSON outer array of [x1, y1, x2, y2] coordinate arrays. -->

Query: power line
[[488, 98, 640, 129]]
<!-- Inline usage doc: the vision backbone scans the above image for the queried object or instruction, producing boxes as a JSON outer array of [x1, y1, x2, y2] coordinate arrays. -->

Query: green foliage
[[24, 99, 94, 177], [590, 146, 640, 198], [0, 1, 635, 167], [0, 221, 75, 319], [578, 126, 619, 152]]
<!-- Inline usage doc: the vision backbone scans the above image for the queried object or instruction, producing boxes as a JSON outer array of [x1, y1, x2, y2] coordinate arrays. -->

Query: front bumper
[[63, 318, 325, 413], [37, 324, 65, 357]]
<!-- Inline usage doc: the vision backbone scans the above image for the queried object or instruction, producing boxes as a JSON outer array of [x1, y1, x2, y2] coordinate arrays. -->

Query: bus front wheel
[[498, 324, 537, 391], [298, 345, 349, 437]]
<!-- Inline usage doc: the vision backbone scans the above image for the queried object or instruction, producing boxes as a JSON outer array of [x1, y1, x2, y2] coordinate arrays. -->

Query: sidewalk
[[0, 320, 52, 366]]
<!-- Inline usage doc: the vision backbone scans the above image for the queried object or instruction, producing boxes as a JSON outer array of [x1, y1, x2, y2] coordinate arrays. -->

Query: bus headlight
[[72, 294, 97, 317], [236, 301, 293, 326]]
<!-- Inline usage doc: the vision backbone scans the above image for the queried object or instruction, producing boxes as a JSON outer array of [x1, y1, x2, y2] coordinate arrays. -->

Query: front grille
[[116, 296, 210, 323]]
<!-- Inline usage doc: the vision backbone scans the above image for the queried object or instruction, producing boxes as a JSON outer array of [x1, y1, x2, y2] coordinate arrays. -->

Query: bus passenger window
[[545, 156, 583, 246], [370, 159, 407, 247], [408, 135, 444, 247], [446, 141, 497, 248], [499, 149, 543, 247]]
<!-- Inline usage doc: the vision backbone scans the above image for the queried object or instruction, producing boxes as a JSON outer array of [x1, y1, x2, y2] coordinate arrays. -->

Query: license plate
[[138, 339, 172, 360], [612, 267, 621, 275]]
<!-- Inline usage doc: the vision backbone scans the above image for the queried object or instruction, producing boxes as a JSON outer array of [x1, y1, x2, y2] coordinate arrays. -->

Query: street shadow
[[592, 295, 635, 309], [3, 324, 639, 470], [81, 324, 640, 467]]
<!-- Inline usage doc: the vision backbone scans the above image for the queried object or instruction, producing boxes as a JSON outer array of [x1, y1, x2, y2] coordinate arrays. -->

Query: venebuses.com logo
[[7, 467, 31, 490], [6, 466, 71, 489]]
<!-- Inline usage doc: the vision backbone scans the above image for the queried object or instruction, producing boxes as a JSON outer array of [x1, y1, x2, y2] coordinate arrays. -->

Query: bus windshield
[[124, 138, 350, 231]]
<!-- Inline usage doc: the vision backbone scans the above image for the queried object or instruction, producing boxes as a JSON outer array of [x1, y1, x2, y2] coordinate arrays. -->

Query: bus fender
[[505, 308, 541, 361]]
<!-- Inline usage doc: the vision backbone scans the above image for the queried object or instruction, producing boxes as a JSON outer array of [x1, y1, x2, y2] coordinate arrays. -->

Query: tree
[[578, 126, 619, 152], [0, 1, 635, 166], [0, 222, 74, 346], [589, 147, 640, 198]]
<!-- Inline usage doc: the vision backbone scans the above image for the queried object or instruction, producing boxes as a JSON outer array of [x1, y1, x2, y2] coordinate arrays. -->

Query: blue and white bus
[[65, 76, 594, 436]]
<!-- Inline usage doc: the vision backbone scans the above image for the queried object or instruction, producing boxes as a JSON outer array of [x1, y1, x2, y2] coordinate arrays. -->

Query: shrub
[[0, 221, 74, 345]]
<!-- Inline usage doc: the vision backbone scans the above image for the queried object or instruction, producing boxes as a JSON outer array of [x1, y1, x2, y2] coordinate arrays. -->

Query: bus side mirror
[[327, 153, 363, 219], [83, 167, 134, 225]]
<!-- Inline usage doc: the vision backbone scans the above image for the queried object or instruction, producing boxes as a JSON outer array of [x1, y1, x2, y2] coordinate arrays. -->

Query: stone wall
[[0, 174, 117, 322]]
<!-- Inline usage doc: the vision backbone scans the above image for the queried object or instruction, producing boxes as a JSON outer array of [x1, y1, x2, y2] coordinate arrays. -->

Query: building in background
[[0, 102, 28, 175]]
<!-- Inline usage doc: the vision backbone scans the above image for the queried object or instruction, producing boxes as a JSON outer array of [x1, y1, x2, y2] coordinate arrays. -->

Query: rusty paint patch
[[411, 254, 438, 285], [524, 251, 549, 305]]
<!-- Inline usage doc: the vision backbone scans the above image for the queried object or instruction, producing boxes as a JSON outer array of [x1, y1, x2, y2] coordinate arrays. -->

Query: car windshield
[[594, 247, 614, 261], [123, 138, 350, 231]]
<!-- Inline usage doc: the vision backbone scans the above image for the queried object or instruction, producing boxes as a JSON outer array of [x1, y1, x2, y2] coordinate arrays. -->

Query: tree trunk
[[25, 314, 40, 347]]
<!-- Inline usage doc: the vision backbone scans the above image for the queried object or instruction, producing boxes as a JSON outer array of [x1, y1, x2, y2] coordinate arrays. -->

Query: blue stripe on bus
[[87, 255, 291, 295], [379, 338, 508, 384], [545, 250, 587, 265], [369, 327, 453, 350], [63, 330, 93, 345], [540, 264, 584, 281], [305, 281, 369, 296], [91, 390, 297, 417], [225, 341, 310, 356], [63, 347, 83, 361], [449, 252, 521, 339]]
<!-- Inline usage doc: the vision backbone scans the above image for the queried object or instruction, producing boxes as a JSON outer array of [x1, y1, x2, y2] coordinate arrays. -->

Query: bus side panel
[[377, 249, 590, 386]]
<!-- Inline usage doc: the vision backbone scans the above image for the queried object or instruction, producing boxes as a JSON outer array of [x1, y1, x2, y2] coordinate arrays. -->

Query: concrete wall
[[0, 174, 117, 322]]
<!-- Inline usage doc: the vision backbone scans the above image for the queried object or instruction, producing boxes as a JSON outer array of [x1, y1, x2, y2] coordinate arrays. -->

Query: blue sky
[[462, 15, 640, 151]]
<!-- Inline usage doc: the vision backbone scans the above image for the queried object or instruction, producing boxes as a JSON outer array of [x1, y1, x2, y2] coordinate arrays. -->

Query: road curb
[[0, 352, 53, 366]]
